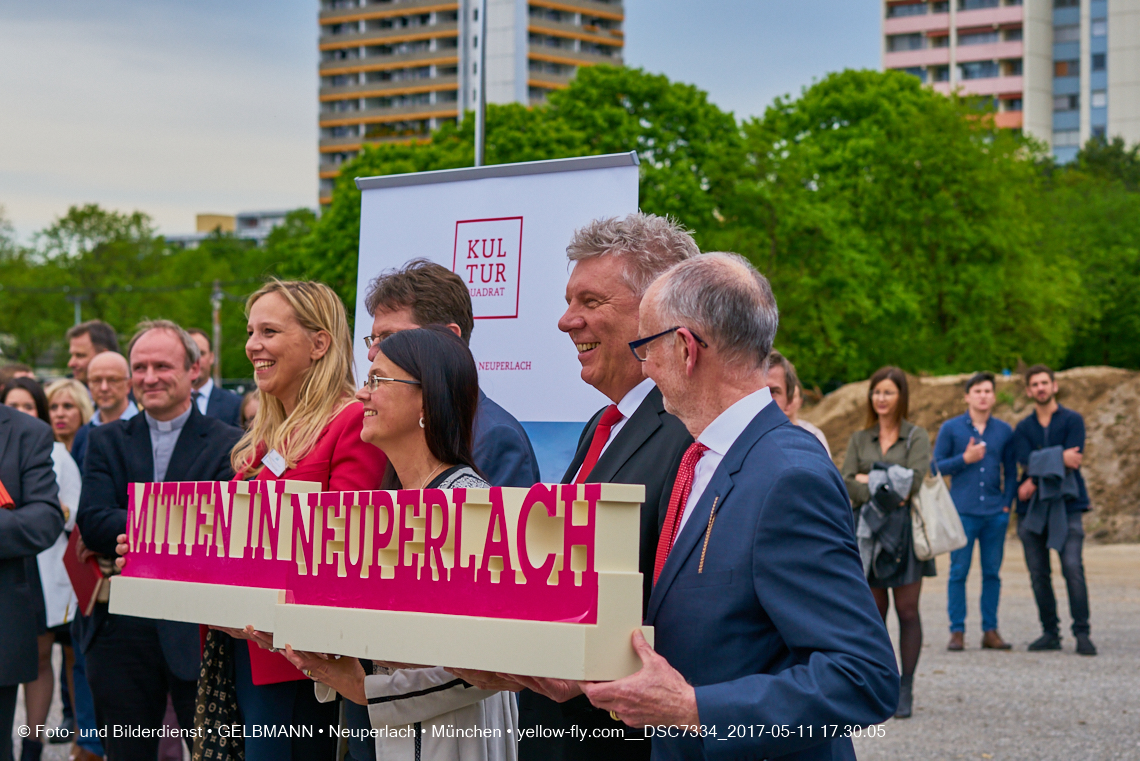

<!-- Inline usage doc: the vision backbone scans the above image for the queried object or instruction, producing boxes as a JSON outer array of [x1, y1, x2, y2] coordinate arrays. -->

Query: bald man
[[70, 352, 138, 473]]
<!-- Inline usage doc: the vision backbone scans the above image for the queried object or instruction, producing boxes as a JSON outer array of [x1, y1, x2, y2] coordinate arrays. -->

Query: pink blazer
[[243, 402, 387, 685]]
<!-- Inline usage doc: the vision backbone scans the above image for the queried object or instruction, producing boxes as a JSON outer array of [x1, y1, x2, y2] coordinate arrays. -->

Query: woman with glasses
[[211, 279, 387, 761], [283, 326, 518, 761], [840, 366, 933, 720]]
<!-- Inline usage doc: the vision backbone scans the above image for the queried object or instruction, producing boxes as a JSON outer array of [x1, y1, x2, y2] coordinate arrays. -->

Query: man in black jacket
[[0, 405, 64, 761], [76, 320, 242, 761], [515, 213, 697, 761]]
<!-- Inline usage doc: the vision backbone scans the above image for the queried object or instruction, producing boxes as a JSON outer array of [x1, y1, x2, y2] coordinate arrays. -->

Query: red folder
[[0, 477, 13, 509], [63, 530, 106, 617]]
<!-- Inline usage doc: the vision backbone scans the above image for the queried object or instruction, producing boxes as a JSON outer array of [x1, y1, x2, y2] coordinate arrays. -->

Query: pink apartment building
[[882, 0, 1140, 162]]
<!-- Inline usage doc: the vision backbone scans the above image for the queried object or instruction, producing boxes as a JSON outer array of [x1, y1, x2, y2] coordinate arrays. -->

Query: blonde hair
[[231, 280, 356, 477], [45, 379, 94, 425]]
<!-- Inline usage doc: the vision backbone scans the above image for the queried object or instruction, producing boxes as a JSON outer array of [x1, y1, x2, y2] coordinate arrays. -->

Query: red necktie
[[653, 442, 709, 584], [574, 405, 624, 484]]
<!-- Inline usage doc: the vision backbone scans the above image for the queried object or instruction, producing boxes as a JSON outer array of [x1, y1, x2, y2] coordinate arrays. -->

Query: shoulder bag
[[911, 446, 968, 561]]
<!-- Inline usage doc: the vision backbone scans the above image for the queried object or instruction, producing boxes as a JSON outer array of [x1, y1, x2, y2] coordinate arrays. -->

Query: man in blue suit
[[187, 328, 243, 427], [581, 253, 899, 760]]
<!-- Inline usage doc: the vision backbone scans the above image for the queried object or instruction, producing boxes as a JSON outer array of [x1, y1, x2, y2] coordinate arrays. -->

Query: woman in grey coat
[[840, 366, 932, 720]]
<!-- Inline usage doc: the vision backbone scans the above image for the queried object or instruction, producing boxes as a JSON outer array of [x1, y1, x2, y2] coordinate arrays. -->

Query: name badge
[[262, 449, 287, 477]]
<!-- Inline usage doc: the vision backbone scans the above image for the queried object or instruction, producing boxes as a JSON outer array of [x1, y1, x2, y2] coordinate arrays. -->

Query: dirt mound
[[800, 367, 1140, 543]]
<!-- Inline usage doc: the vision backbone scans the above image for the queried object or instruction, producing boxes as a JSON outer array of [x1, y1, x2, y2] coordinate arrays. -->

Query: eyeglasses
[[88, 377, 128, 387], [365, 374, 421, 392], [362, 332, 395, 350], [628, 327, 708, 362]]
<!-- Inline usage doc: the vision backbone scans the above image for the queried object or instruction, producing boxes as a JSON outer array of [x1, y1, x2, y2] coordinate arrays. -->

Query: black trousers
[[1019, 512, 1091, 637], [84, 614, 198, 761], [0, 684, 17, 761]]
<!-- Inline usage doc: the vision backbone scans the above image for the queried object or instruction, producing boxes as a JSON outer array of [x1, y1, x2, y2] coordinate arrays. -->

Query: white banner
[[353, 153, 640, 479]]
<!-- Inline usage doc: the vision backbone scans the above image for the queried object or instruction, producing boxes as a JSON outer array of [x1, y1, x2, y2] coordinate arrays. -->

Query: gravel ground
[[854, 541, 1140, 761], [13, 542, 1140, 761]]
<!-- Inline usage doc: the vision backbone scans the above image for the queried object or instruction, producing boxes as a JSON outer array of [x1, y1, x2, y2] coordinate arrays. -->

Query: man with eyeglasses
[[69, 352, 138, 473], [579, 252, 898, 760]]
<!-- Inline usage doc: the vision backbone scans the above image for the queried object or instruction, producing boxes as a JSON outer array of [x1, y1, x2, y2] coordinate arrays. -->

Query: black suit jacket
[[519, 385, 692, 761], [74, 406, 242, 680], [0, 406, 65, 686], [561, 386, 693, 610], [205, 384, 243, 428]]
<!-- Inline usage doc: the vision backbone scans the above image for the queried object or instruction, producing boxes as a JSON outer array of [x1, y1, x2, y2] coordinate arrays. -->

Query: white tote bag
[[912, 460, 968, 561]]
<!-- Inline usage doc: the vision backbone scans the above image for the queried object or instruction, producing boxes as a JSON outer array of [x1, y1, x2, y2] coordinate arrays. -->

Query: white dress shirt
[[90, 399, 138, 426], [571, 377, 656, 482], [194, 377, 214, 416], [676, 386, 772, 534]]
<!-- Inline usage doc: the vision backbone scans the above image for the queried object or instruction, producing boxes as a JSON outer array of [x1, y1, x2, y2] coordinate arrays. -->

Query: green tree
[[1051, 141, 1140, 368], [1071, 135, 1140, 191], [715, 70, 1078, 385], [279, 66, 742, 307]]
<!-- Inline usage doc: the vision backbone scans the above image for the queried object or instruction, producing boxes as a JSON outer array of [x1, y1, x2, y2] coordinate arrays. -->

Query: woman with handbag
[[840, 366, 933, 720]]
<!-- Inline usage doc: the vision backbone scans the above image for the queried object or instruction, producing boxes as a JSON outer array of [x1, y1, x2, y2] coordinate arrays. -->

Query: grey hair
[[566, 213, 699, 296], [126, 319, 201, 371], [653, 252, 779, 370]]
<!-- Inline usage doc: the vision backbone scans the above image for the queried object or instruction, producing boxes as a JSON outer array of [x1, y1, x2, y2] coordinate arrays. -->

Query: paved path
[[854, 542, 1140, 761], [13, 542, 1140, 760]]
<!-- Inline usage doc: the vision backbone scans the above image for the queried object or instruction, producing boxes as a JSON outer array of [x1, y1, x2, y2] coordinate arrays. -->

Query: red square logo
[[452, 216, 524, 320]]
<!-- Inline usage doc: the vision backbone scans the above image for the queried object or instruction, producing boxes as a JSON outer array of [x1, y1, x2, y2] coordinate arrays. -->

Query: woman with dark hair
[[284, 326, 517, 761], [840, 366, 933, 720], [2, 377, 82, 761]]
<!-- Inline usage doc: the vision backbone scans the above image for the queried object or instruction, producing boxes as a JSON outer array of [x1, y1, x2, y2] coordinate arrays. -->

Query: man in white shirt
[[69, 352, 138, 473], [579, 252, 899, 760]]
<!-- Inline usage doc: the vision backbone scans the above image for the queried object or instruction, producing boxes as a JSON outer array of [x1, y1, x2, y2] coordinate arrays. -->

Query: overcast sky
[[0, 0, 879, 242]]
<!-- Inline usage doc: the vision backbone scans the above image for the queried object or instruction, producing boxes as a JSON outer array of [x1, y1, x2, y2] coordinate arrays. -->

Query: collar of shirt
[[677, 386, 773, 534], [572, 378, 656, 482], [145, 404, 193, 434], [91, 399, 140, 426], [195, 378, 214, 415]]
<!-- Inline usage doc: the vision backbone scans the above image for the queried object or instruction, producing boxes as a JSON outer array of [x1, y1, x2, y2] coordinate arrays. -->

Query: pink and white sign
[[452, 216, 523, 320], [113, 480, 649, 679]]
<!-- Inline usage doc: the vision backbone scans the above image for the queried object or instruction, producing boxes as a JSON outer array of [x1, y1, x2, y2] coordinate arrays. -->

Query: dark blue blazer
[[647, 403, 898, 760], [0, 406, 64, 686], [472, 390, 541, 488], [205, 384, 243, 428], [74, 406, 242, 680]]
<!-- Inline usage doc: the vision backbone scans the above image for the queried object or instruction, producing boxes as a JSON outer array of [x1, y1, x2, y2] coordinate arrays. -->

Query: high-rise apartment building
[[317, 0, 625, 202], [882, 0, 1140, 162]]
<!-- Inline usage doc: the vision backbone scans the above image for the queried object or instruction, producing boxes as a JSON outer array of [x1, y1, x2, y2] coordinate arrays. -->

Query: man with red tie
[[580, 252, 899, 760], [516, 213, 696, 760]]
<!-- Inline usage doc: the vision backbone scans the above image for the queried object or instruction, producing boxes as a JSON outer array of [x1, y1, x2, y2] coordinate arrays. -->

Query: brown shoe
[[982, 630, 1012, 650], [70, 744, 104, 761], [947, 631, 964, 651]]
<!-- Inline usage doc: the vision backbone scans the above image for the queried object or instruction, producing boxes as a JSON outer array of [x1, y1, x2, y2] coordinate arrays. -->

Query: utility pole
[[210, 280, 223, 384], [473, 0, 488, 167], [66, 294, 85, 326]]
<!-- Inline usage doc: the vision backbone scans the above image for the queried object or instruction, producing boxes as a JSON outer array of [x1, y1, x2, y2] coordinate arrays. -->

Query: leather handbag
[[912, 459, 968, 561]]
